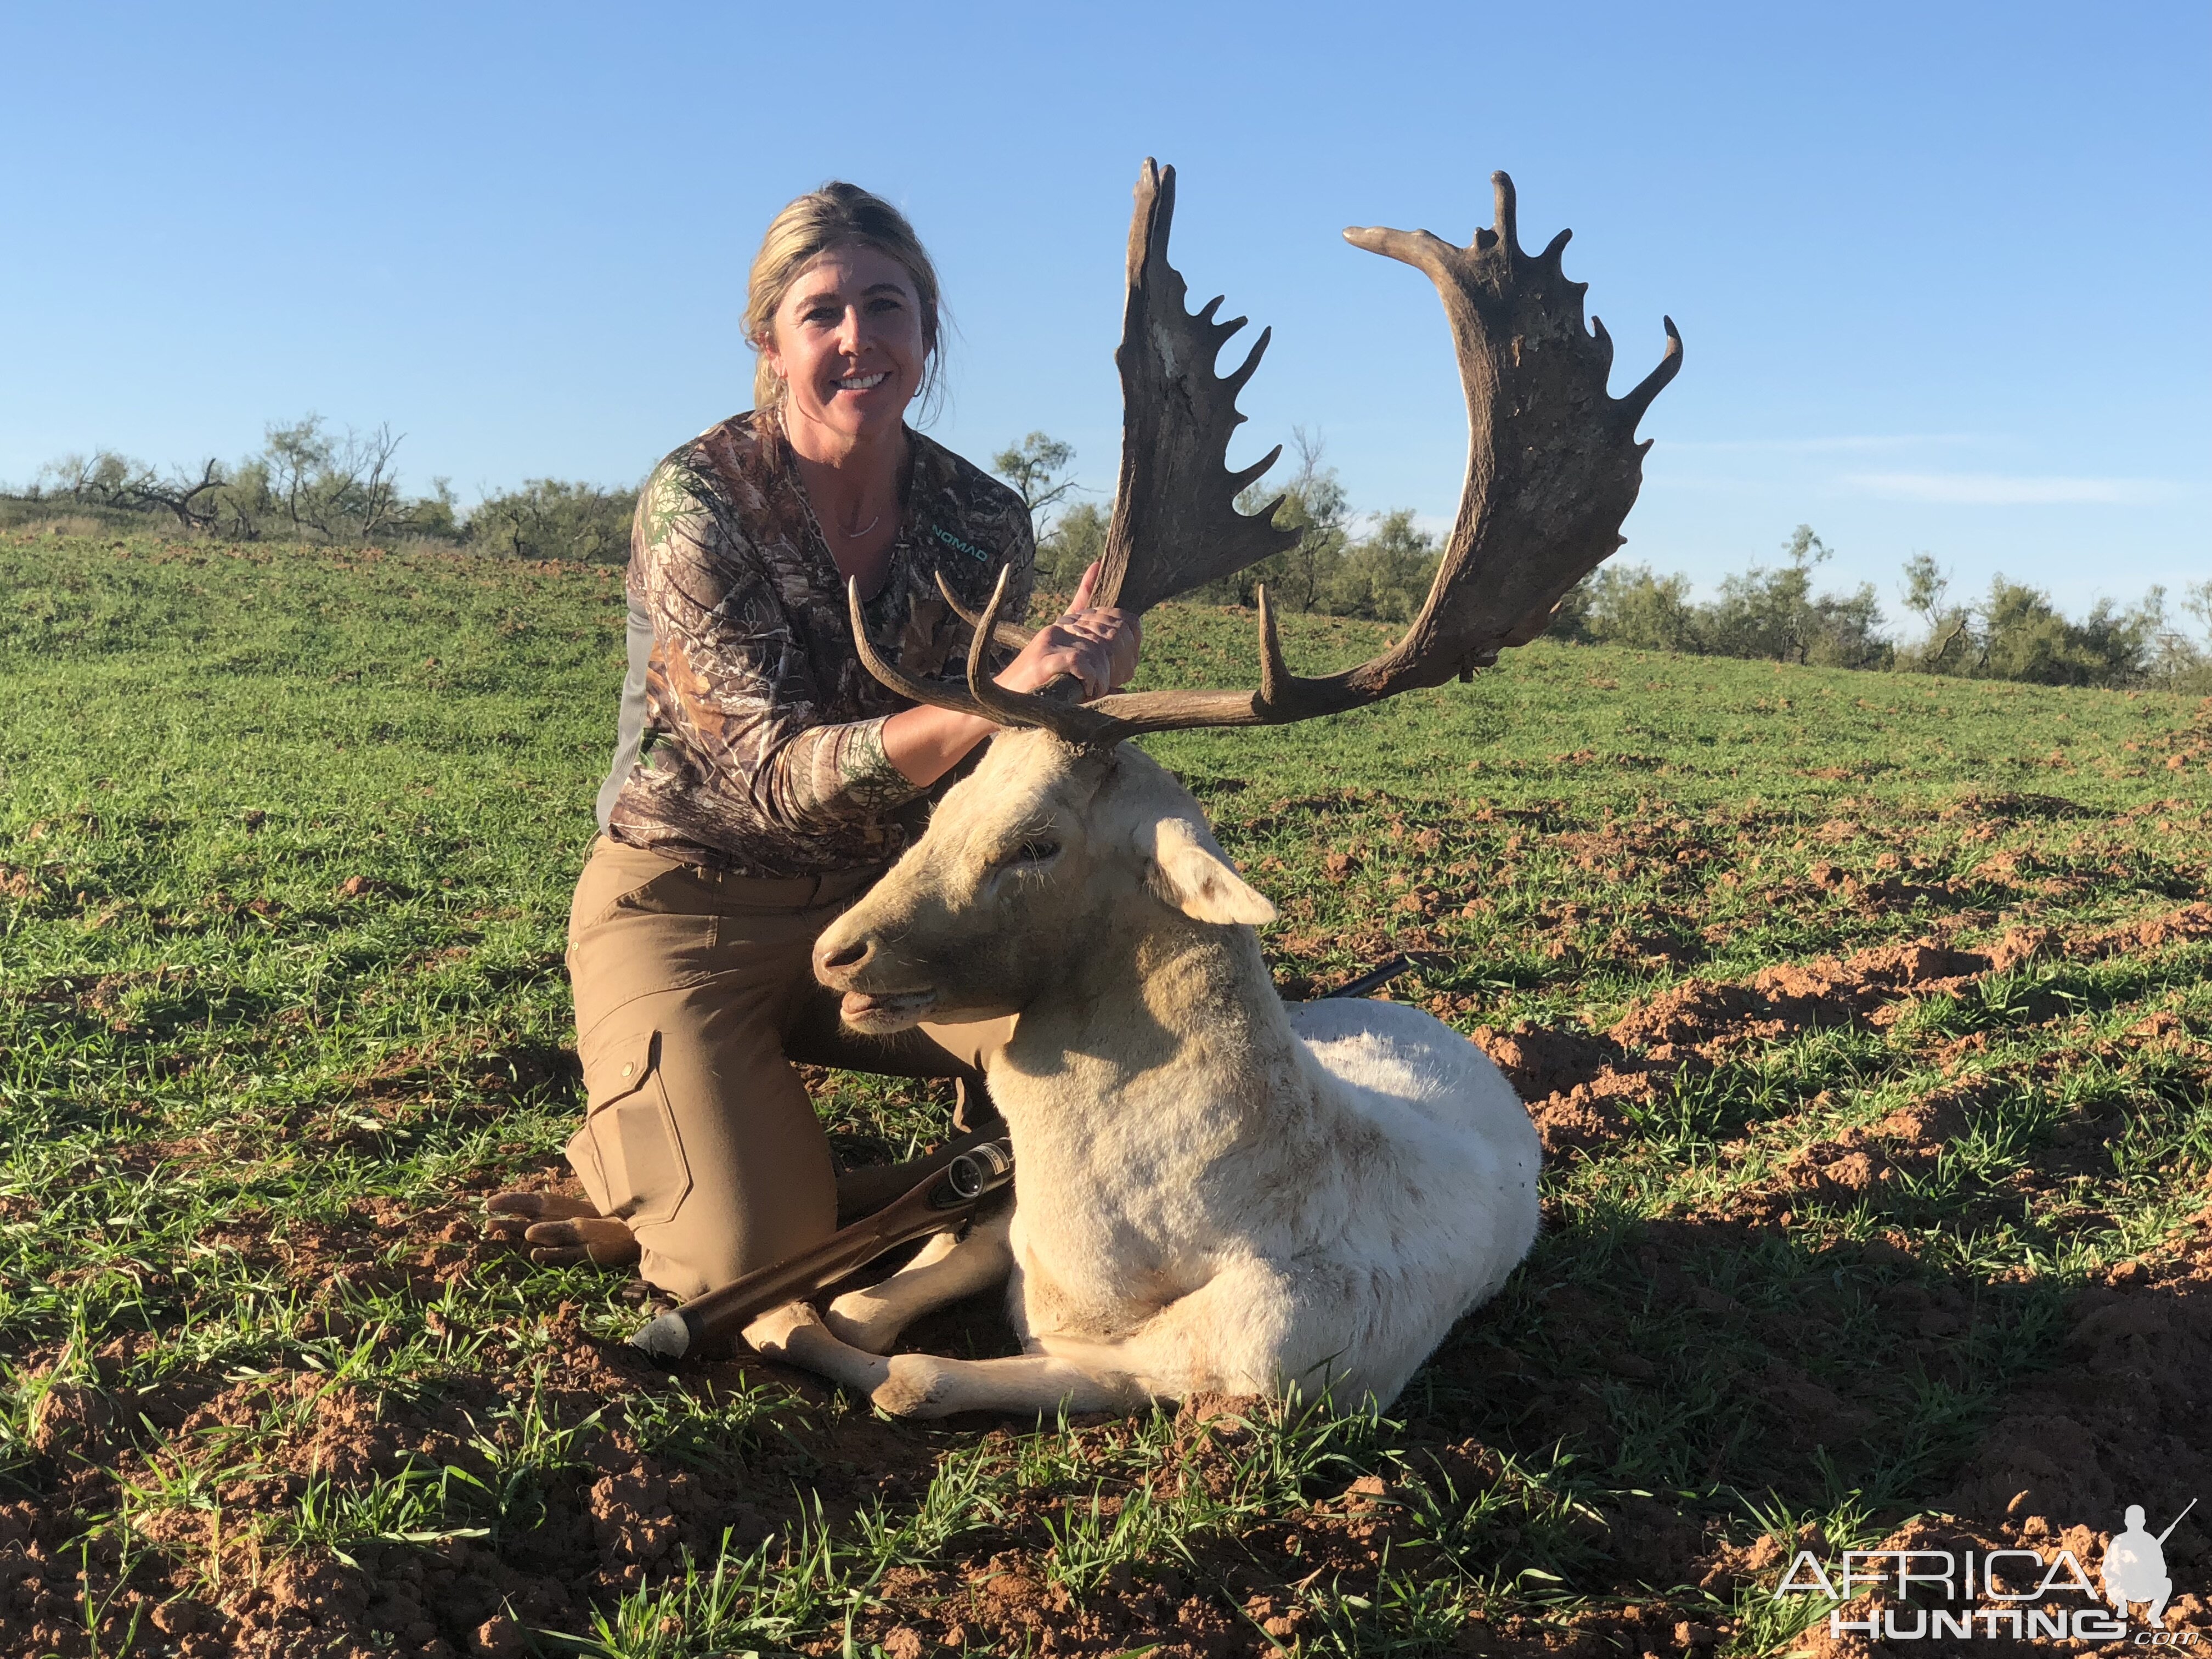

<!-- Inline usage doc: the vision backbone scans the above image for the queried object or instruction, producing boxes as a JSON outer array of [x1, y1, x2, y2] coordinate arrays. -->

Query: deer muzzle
[[812, 914, 943, 1031]]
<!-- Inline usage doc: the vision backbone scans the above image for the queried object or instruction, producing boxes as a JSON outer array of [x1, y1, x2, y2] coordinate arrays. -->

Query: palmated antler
[[1094, 160, 1300, 613], [927, 159, 1294, 676], [872, 165, 1681, 747]]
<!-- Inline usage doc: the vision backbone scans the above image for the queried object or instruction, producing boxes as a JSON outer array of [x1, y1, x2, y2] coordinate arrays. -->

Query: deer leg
[[1028, 1259, 1358, 1403], [744, 1296, 1146, 1420], [867, 1348, 1153, 1419], [742, 1299, 896, 1396], [824, 1209, 1013, 1355], [848, 1257, 1311, 1421]]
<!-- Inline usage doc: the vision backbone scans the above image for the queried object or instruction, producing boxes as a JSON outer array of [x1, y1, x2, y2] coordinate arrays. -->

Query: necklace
[[828, 510, 883, 541]]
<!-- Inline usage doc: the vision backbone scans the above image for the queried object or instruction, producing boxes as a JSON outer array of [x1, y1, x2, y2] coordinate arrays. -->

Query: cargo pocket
[[566, 1028, 692, 1227]]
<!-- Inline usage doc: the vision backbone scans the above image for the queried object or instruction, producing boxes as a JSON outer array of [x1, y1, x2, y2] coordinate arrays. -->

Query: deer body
[[746, 737, 1538, 1417], [1001, 924, 1536, 1402]]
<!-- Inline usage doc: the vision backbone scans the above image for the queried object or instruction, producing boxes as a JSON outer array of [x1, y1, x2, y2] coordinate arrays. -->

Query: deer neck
[[990, 904, 1322, 1167]]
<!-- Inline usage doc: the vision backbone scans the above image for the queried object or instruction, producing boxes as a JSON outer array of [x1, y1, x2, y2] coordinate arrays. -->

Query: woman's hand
[[995, 562, 1143, 701], [882, 563, 1143, 785]]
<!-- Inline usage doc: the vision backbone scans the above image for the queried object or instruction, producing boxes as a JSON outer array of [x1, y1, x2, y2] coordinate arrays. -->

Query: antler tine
[[1487, 169, 1517, 255], [847, 578, 998, 722], [1079, 168, 1680, 742], [1617, 315, 1685, 426], [934, 571, 1034, 655]]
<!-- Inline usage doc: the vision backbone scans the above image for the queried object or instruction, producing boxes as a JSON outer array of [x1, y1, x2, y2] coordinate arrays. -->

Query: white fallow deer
[[742, 160, 1680, 1419]]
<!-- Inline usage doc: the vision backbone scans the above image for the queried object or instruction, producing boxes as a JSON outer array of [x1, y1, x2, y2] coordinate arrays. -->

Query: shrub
[[465, 480, 636, 563]]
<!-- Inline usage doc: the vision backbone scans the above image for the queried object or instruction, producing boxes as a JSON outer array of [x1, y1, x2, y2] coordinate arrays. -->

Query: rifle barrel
[[2157, 1497, 2198, 1544]]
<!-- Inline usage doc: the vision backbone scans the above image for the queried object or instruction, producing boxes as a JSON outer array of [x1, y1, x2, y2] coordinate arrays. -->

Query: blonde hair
[[745, 181, 944, 423]]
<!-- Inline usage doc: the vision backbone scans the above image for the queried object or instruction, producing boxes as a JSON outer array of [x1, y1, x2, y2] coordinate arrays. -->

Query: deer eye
[[1009, 838, 1060, 866]]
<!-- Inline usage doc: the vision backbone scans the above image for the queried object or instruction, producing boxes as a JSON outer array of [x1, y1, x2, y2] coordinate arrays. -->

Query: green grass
[[2, 529, 2208, 1657]]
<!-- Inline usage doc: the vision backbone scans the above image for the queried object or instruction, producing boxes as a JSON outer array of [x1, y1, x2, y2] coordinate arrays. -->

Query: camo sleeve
[[631, 460, 929, 836]]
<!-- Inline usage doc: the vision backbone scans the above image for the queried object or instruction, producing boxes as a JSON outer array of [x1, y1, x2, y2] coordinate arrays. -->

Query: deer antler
[[1059, 170, 1679, 741], [916, 159, 1296, 685], [1094, 159, 1299, 613], [865, 166, 1680, 748]]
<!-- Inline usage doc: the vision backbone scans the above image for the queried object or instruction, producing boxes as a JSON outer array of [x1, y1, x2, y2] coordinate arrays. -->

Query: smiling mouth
[[839, 988, 939, 1029], [836, 372, 888, 392]]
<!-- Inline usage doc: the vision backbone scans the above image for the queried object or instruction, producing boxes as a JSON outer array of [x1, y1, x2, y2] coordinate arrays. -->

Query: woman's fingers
[[486, 1191, 599, 1222], [1065, 560, 1100, 617], [1046, 642, 1105, 698], [523, 1216, 640, 1267], [1043, 630, 1111, 698], [1107, 625, 1140, 691], [995, 590, 1142, 699], [1050, 605, 1142, 693]]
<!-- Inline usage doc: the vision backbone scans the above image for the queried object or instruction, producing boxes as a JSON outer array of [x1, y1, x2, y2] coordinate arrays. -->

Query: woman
[[492, 182, 1139, 1301]]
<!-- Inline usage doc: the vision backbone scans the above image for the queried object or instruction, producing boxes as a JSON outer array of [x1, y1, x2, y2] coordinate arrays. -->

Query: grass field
[[2, 529, 2208, 1659]]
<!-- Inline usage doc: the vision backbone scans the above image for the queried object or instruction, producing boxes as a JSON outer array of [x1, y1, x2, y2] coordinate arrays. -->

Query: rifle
[[628, 953, 1427, 1363], [630, 1139, 1013, 1362]]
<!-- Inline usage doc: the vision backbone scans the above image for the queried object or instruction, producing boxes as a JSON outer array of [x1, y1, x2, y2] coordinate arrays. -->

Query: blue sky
[[5, 1, 2206, 617]]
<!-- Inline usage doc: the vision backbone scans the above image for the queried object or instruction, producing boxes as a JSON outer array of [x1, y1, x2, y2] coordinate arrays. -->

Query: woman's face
[[762, 244, 927, 448]]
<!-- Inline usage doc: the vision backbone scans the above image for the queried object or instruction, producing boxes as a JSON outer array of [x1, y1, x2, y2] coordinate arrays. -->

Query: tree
[[992, 432, 1101, 588], [262, 415, 335, 537], [1703, 526, 1888, 668], [991, 432, 1080, 526], [466, 480, 635, 562], [1976, 577, 2155, 687], [123, 459, 227, 531], [2183, 579, 2212, 641], [2147, 579, 2212, 692], [1036, 499, 1106, 587], [1574, 562, 1705, 652], [266, 417, 413, 539], [38, 450, 144, 505], [1898, 553, 1972, 671], [1325, 508, 1438, 621]]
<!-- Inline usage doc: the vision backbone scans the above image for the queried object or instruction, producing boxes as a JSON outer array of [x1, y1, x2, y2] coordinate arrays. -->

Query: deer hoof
[[872, 1353, 957, 1418]]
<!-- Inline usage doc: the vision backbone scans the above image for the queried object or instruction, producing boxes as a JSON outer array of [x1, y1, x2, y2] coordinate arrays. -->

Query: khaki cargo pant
[[565, 836, 1014, 1301]]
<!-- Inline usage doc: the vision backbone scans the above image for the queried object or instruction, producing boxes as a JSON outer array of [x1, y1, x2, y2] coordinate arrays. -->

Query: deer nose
[[815, 934, 872, 974]]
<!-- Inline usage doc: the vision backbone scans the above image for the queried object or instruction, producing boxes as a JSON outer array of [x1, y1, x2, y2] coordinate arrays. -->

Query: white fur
[[748, 734, 1542, 1418]]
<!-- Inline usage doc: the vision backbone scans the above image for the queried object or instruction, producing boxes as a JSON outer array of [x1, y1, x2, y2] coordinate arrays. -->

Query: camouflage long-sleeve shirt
[[600, 411, 1036, 877]]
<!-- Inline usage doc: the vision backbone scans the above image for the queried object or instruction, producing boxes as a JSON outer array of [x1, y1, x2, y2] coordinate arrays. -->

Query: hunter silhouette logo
[[1773, 1500, 2200, 1643], [2105, 1501, 2196, 1630]]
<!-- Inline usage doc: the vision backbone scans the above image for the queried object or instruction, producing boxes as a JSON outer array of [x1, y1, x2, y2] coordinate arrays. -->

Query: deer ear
[[1138, 814, 1277, 926]]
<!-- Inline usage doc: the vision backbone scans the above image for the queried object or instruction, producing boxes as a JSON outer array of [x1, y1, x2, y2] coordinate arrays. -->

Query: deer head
[[821, 160, 1678, 1020], [812, 735, 1272, 1032]]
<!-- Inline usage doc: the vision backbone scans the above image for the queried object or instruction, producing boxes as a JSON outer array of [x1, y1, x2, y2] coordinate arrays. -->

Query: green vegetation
[[3, 531, 2209, 1657], [998, 432, 2212, 693], [3, 419, 635, 565], [18, 422, 2205, 694], [1558, 533, 2211, 692]]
